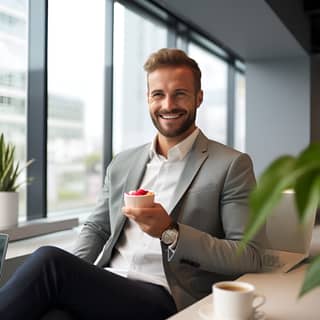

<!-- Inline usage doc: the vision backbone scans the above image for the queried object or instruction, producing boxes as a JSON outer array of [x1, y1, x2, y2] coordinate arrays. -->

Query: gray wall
[[246, 57, 310, 175], [311, 55, 320, 142]]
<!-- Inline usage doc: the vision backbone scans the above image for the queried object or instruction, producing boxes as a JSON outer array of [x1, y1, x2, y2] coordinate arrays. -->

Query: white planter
[[0, 192, 19, 229]]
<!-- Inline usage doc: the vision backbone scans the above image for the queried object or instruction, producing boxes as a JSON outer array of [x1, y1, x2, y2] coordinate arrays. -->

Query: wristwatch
[[160, 221, 179, 246]]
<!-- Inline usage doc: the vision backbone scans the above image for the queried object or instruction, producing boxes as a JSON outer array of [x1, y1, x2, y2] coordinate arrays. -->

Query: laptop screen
[[261, 191, 317, 273], [265, 191, 316, 254], [0, 233, 9, 277]]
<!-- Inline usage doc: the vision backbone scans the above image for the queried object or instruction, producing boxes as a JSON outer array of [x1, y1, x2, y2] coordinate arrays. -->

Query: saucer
[[198, 302, 266, 320]]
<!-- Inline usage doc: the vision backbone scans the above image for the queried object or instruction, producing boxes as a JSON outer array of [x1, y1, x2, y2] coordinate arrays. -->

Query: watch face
[[162, 228, 178, 245]]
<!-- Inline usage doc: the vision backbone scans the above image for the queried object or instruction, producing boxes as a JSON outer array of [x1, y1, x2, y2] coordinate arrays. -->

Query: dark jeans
[[0, 246, 177, 320]]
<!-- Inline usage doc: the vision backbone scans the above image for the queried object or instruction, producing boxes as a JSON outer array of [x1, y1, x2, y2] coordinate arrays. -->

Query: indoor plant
[[241, 143, 320, 297], [0, 133, 33, 229]]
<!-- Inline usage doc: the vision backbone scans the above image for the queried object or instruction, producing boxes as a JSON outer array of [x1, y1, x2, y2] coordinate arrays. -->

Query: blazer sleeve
[[165, 153, 264, 275], [72, 165, 112, 264]]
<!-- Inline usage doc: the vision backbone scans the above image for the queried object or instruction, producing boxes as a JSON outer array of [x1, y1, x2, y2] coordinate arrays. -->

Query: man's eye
[[152, 93, 163, 98]]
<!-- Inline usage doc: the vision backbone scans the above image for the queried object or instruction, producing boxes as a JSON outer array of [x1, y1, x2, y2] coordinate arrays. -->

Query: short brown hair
[[144, 48, 201, 91]]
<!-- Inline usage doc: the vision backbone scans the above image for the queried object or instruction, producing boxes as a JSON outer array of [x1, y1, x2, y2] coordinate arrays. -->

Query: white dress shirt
[[107, 128, 200, 291]]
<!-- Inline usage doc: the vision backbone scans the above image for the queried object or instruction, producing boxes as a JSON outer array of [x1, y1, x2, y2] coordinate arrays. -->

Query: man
[[0, 48, 263, 320]]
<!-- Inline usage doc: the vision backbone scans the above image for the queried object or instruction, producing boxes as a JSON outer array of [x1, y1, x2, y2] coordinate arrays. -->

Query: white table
[[168, 226, 320, 319], [168, 264, 320, 319]]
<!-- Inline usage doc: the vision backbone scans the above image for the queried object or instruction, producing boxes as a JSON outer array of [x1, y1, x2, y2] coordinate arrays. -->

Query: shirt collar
[[149, 128, 200, 161]]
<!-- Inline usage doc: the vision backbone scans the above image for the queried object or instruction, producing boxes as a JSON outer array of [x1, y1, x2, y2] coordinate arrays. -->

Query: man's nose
[[163, 95, 175, 110]]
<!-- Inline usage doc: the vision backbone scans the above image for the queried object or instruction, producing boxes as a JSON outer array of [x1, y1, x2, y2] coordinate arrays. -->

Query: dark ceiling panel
[[310, 15, 320, 52], [303, 0, 320, 52], [304, 0, 320, 14]]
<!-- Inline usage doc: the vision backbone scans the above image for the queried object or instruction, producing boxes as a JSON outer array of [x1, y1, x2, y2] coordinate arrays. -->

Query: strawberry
[[128, 189, 148, 196], [135, 189, 148, 195]]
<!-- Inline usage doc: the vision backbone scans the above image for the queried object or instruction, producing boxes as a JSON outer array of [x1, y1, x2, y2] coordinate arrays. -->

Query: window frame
[[27, 0, 48, 220]]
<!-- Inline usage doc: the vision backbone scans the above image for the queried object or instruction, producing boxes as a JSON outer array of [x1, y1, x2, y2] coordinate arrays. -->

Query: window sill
[[6, 227, 80, 259], [2, 216, 79, 242], [1, 227, 81, 287], [1, 210, 92, 260]]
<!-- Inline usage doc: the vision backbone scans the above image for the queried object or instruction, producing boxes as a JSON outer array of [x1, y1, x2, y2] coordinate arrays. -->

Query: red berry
[[135, 189, 148, 195]]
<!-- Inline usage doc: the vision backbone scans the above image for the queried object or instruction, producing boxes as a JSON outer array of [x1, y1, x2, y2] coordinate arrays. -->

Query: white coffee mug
[[212, 281, 265, 320]]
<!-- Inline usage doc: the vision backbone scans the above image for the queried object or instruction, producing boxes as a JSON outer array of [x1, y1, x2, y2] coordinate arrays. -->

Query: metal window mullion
[[177, 25, 189, 52], [167, 29, 176, 48], [27, 0, 48, 219], [167, 17, 177, 48], [102, 0, 114, 181], [227, 64, 235, 147], [179, 34, 188, 52]]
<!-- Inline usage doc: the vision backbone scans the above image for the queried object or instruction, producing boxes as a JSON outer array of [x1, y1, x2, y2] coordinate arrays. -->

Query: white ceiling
[[153, 0, 308, 60]]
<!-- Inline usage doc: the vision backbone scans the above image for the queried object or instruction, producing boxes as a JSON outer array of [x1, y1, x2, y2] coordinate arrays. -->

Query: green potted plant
[[241, 143, 320, 297], [0, 133, 33, 229]]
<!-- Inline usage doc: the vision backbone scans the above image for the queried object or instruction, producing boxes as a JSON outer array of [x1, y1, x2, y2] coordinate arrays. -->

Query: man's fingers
[[124, 213, 136, 220], [122, 207, 152, 217], [122, 207, 136, 220]]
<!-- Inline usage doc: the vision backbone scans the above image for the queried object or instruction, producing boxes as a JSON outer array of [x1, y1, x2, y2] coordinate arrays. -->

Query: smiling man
[[0, 49, 263, 320]]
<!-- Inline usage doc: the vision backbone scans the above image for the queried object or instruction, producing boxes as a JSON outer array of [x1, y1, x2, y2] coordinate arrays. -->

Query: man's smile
[[158, 112, 185, 120]]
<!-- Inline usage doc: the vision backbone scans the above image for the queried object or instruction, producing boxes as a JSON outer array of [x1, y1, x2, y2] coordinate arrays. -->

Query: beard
[[150, 107, 197, 138]]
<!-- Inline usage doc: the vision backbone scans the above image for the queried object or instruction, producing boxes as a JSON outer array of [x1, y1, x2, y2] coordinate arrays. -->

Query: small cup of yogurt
[[124, 189, 155, 208]]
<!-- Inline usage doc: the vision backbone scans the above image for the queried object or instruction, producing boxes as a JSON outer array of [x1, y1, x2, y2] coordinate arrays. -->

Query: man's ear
[[146, 76, 150, 102], [196, 90, 203, 108], [146, 89, 151, 103]]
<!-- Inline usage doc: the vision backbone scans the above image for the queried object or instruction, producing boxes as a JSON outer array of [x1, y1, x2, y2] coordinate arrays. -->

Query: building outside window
[[47, 0, 105, 216], [0, 0, 28, 219]]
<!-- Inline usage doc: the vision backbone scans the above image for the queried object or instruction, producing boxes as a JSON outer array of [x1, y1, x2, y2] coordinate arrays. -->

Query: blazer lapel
[[112, 144, 150, 236], [168, 131, 209, 215], [123, 143, 151, 194]]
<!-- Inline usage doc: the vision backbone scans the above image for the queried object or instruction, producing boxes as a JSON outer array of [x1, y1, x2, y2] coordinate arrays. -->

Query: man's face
[[147, 66, 203, 142]]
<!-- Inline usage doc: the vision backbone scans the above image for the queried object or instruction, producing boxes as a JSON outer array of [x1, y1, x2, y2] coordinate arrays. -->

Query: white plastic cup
[[124, 193, 155, 208]]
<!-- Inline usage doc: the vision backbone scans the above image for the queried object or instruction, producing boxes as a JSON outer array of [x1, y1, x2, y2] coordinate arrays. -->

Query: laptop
[[0, 233, 9, 278], [261, 191, 316, 273]]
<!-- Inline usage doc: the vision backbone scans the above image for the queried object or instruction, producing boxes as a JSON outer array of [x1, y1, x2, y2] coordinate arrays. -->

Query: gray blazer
[[73, 131, 263, 311]]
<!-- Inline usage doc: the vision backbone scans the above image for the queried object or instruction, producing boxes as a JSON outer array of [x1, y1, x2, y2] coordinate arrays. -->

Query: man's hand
[[122, 203, 172, 238]]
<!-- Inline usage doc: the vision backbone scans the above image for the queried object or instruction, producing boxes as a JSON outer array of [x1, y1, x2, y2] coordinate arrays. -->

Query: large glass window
[[234, 72, 246, 152], [47, 0, 105, 215], [3, 0, 245, 226], [0, 0, 28, 219], [113, 2, 167, 155], [188, 43, 228, 144]]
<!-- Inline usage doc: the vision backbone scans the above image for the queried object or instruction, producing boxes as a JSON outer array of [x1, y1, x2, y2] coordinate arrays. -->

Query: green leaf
[[239, 156, 296, 251], [0, 155, 14, 190], [296, 144, 320, 171], [0, 133, 34, 192], [16, 158, 35, 177], [294, 173, 320, 222], [0, 133, 4, 173], [299, 256, 320, 297], [241, 144, 320, 251], [240, 142, 320, 297], [257, 155, 296, 188]]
